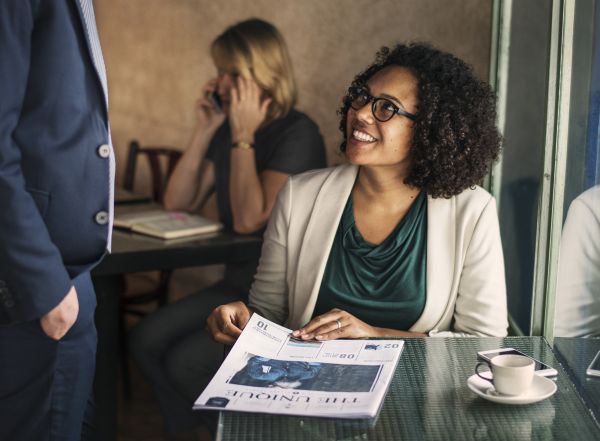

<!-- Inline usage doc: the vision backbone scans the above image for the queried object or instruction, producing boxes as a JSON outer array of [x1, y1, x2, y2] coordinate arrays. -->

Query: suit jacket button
[[97, 144, 111, 158], [95, 211, 109, 225]]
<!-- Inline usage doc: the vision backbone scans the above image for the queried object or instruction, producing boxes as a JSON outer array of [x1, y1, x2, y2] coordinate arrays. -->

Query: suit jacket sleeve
[[0, 0, 73, 323]]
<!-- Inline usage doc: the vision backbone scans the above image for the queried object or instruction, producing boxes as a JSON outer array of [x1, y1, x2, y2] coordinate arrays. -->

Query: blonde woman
[[129, 18, 326, 438]]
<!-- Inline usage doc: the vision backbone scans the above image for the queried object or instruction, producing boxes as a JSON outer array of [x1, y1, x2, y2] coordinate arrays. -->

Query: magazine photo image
[[227, 353, 383, 393]]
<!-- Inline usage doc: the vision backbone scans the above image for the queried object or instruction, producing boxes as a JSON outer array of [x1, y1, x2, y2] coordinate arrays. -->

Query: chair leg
[[157, 270, 172, 307], [118, 307, 132, 401], [118, 270, 172, 401], [118, 275, 132, 401]]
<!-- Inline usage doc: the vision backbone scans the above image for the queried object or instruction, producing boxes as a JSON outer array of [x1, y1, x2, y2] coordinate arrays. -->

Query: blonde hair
[[211, 18, 297, 120]]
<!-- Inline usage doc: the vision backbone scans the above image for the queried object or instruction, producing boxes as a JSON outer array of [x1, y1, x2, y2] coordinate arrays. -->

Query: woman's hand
[[292, 308, 380, 341], [229, 76, 271, 143], [206, 301, 252, 345], [194, 79, 226, 134]]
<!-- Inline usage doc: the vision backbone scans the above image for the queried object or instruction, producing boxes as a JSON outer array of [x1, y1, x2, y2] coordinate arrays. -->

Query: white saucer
[[467, 373, 557, 405]]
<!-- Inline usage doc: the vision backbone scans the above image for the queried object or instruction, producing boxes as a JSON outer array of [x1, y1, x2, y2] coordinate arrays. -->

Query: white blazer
[[554, 185, 600, 337], [249, 164, 508, 337]]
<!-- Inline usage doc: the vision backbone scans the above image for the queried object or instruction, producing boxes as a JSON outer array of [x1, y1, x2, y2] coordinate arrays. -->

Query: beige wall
[[96, 0, 492, 193]]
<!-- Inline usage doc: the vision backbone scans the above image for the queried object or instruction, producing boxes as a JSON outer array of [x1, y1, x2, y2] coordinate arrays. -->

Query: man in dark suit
[[0, 1, 114, 439]]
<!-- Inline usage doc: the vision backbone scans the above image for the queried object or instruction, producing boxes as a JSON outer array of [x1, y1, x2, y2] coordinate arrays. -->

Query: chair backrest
[[123, 140, 183, 203]]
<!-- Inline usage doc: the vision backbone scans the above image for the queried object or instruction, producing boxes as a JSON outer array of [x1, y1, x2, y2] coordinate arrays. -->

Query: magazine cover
[[193, 314, 404, 418]]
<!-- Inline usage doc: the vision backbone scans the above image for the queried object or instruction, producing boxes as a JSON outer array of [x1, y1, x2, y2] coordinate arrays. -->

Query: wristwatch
[[232, 141, 254, 150]]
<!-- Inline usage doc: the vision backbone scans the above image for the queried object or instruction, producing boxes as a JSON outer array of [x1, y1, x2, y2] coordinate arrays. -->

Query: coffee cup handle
[[475, 362, 494, 384]]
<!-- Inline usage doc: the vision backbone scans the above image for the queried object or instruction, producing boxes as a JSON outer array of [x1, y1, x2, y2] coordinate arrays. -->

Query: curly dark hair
[[339, 43, 501, 198]]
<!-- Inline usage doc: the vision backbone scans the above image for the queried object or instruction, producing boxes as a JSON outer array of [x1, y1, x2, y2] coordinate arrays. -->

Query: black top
[[205, 109, 327, 291]]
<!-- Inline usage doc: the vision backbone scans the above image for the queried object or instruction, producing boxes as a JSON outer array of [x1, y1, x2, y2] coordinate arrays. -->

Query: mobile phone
[[586, 350, 600, 377], [210, 91, 222, 111], [477, 347, 558, 377]]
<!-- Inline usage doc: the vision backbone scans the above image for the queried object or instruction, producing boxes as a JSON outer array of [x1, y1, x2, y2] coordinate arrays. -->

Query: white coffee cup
[[475, 354, 535, 396]]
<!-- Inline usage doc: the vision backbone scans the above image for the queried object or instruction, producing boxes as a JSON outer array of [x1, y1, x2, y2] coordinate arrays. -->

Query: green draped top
[[313, 191, 427, 330]]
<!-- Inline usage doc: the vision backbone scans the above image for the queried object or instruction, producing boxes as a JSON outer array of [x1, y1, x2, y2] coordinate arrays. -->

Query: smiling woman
[[207, 42, 507, 345]]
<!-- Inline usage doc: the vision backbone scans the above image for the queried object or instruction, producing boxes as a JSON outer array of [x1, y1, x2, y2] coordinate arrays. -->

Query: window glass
[[497, 0, 552, 334], [554, 0, 600, 338]]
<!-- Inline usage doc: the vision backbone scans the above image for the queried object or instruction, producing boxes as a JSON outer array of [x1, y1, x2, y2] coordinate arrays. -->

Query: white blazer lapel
[[410, 195, 457, 333], [289, 165, 358, 329]]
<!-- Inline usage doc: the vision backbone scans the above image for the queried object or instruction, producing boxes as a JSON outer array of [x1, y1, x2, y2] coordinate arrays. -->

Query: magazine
[[114, 209, 222, 239], [193, 314, 404, 419]]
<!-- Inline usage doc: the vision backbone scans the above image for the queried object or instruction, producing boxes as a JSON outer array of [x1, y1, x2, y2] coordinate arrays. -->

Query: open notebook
[[114, 209, 223, 239]]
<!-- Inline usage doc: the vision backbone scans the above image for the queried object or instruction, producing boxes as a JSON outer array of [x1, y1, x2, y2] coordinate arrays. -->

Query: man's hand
[[40, 286, 79, 341], [206, 301, 252, 345]]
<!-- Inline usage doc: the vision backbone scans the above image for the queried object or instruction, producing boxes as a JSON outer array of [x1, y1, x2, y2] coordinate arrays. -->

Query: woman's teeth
[[352, 130, 376, 142]]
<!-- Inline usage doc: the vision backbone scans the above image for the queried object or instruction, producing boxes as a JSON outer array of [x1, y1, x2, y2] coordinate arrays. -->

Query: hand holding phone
[[477, 348, 558, 377], [210, 91, 222, 112], [192, 80, 226, 132]]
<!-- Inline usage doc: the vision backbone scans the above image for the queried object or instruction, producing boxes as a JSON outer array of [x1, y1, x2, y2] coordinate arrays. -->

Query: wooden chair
[[119, 140, 182, 398], [123, 140, 182, 202]]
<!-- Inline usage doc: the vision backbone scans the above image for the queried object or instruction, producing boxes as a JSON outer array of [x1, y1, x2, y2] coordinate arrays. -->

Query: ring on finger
[[335, 319, 342, 330]]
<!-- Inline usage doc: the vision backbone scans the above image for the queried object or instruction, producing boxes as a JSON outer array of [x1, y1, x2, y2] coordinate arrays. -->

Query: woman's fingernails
[[315, 335, 323, 340]]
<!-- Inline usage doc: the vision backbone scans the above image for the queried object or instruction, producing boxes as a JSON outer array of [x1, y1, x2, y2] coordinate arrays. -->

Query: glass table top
[[553, 337, 600, 424], [216, 337, 600, 441]]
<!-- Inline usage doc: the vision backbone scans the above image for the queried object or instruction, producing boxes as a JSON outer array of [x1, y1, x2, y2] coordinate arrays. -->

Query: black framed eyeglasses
[[348, 86, 416, 122]]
